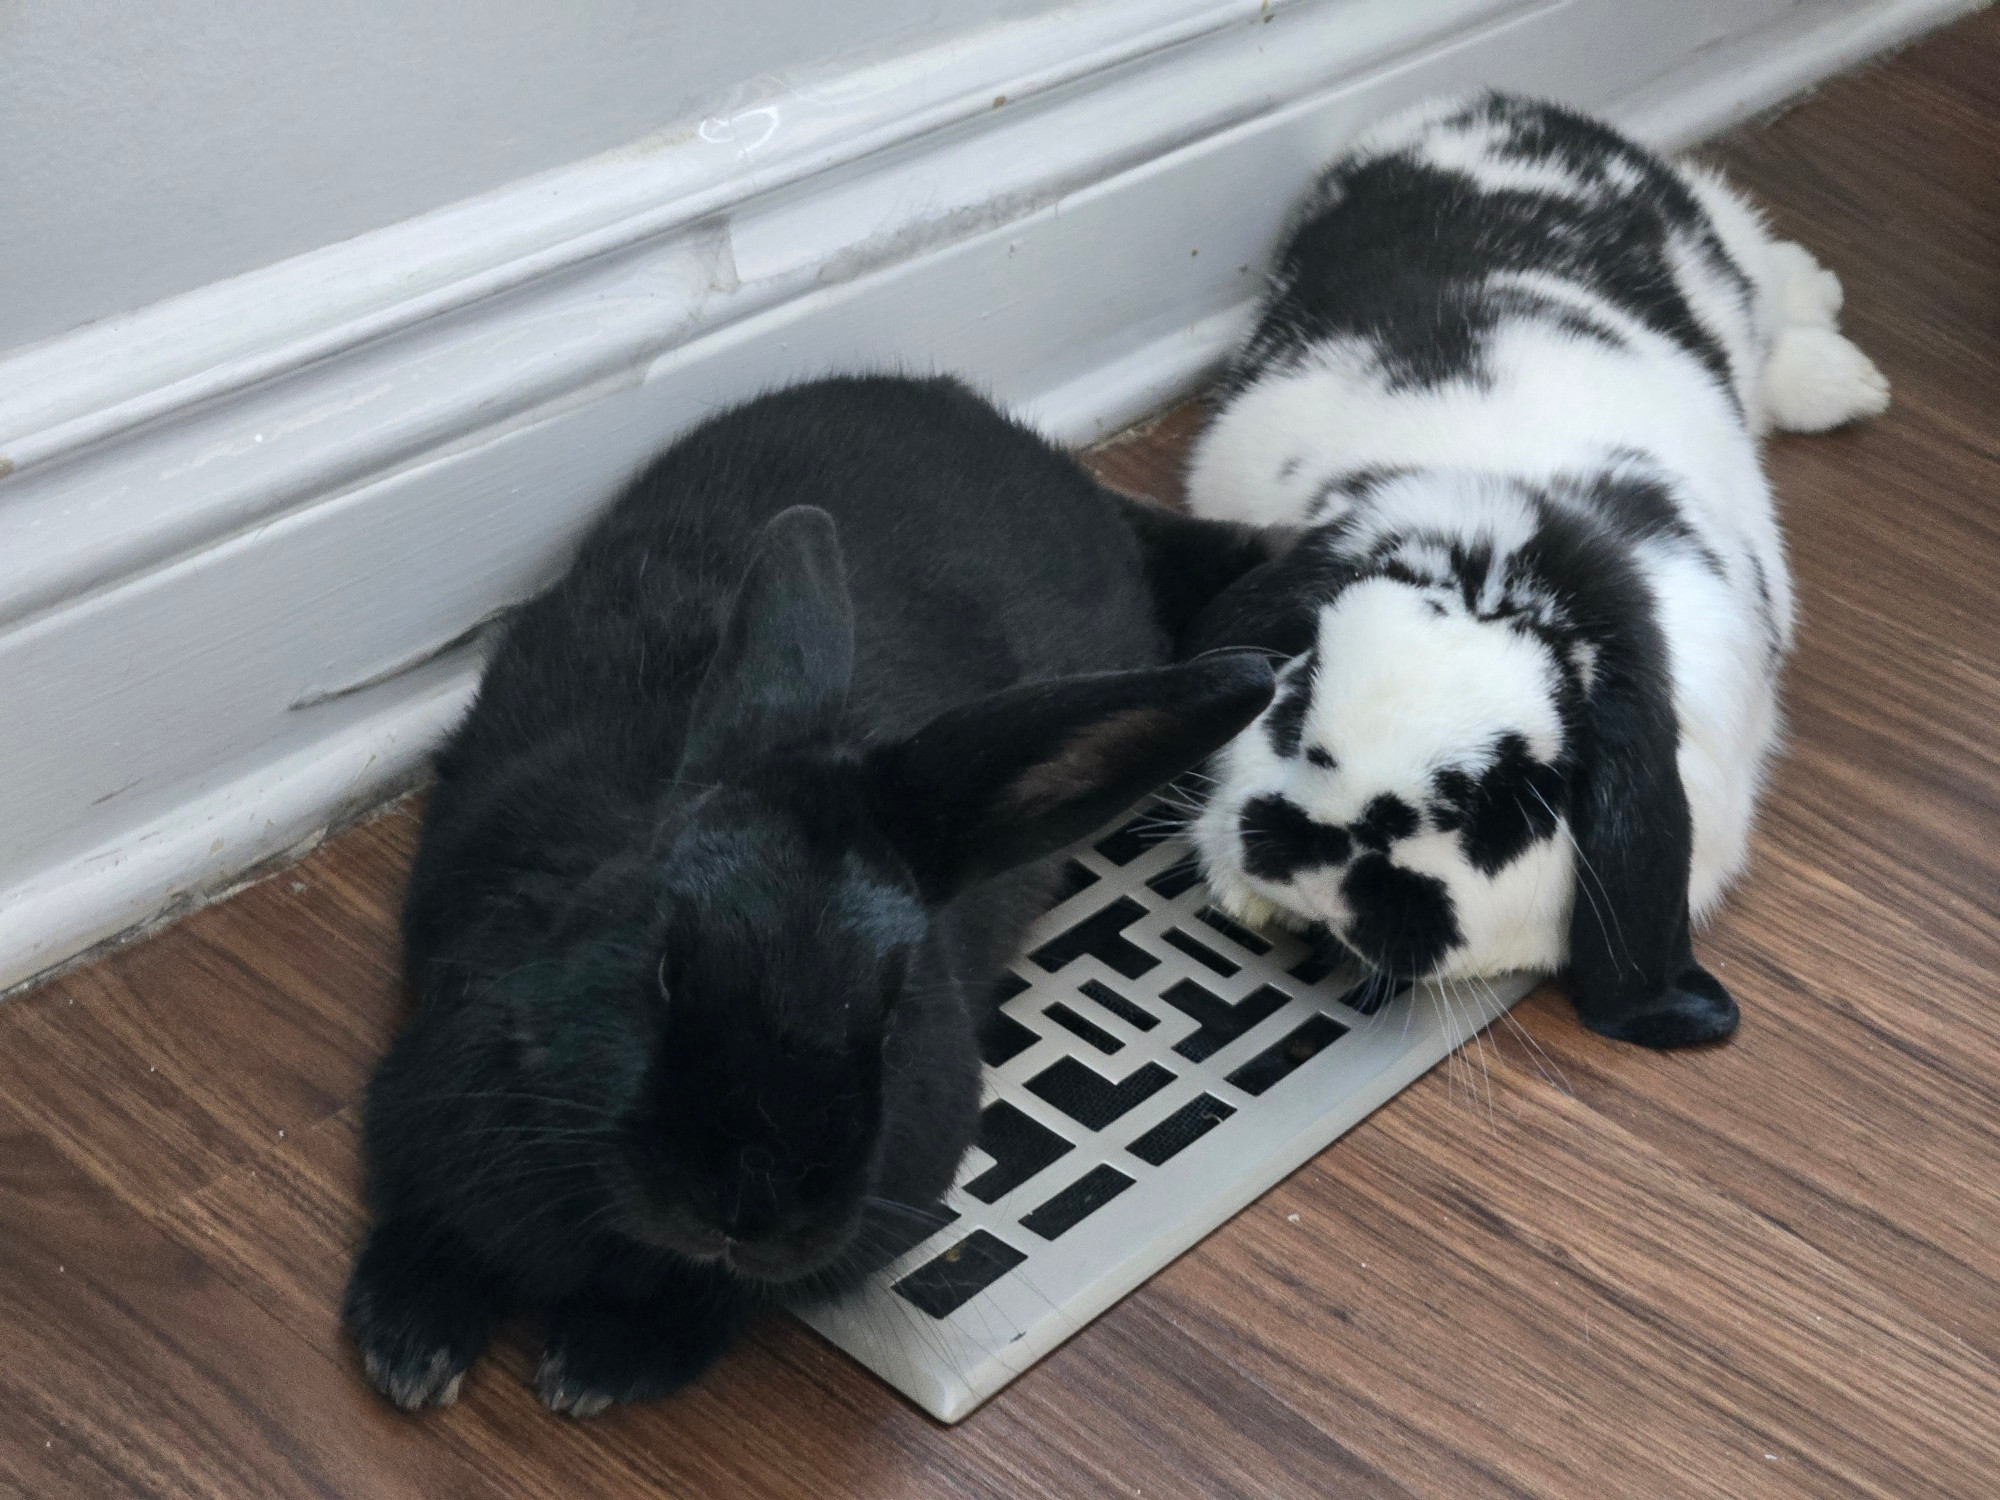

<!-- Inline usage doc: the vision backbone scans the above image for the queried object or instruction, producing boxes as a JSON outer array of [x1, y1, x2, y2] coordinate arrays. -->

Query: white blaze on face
[[1301, 579, 1566, 809]]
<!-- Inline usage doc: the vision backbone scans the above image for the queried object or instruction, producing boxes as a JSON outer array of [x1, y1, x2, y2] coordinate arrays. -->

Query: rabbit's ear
[[1182, 528, 1358, 662], [680, 506, 854, 781], [1563, 595, 1738, 1050], [866, 652, 1275, 902], [1108, 495, 1281, 652]]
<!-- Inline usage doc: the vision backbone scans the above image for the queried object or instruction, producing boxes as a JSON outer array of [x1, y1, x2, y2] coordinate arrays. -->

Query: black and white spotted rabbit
[[344, 375, 1275, 1415], [1183, 93, 1888, 1048]]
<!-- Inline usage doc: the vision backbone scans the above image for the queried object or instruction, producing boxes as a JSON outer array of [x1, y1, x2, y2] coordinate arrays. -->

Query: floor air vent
[[795, 803, 1533, 1421]]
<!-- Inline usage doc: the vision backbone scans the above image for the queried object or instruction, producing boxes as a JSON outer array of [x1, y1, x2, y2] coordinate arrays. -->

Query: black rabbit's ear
[[1181, 527, 1357, 662], [1562, 597, 1738, 1050], [1108, 495, 1284, 652], [866, 652, 1276, 902], [679, 506, 854, 782]]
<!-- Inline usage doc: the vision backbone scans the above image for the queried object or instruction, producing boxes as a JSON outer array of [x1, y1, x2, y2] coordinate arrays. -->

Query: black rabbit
[[344, 375, 1275, 1415]]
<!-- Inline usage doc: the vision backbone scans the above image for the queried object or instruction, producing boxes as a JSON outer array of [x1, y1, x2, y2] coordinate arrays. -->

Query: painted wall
[[0, 0, 1061, 353]]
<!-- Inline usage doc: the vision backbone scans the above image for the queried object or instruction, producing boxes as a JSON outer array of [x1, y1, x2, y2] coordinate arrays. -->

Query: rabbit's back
[[478, 376, 1165, 758], [408, 375, 1184, 980]]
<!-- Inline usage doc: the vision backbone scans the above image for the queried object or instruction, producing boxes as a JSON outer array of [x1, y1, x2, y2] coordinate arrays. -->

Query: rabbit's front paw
[[535, 1268, 744, 1416], [343, 1218, 501, 1410], [1213, 880, 1310, 935]]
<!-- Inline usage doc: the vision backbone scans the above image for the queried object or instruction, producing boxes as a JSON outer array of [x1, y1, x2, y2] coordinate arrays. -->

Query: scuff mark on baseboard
[[289, 608, 510, 711]]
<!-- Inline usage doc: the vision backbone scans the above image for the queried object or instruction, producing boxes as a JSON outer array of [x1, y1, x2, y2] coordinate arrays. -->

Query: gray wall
[[0, 0, 1060, 351]]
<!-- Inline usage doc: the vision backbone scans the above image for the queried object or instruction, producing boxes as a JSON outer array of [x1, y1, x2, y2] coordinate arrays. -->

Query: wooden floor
[[5, 18, 1997, 1498]]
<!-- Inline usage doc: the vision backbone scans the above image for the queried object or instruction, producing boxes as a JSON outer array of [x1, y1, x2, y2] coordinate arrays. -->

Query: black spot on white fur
[[1340, 855, 1462, 977], [1307, 465, 1415, 520], [1747, 553, 1782, 667], [1262, 690, 1309, 759], [1288, 467, 1727, 684], [1558, 459, 1726, 579], [1428, 733, 1566, 874], [1226, 93, 1749, 409], [1262, 650, 1318, 757], [1351, 794, 1419, 853], [1239, 795, 1353, 881]]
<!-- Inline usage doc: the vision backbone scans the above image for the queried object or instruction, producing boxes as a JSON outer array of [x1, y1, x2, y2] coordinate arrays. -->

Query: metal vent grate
[[795, 803, 1533, 1421]]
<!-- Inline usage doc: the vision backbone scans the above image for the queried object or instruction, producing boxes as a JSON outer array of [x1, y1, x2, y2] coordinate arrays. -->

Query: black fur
[[1350, 793, 1419, 852], [1503, 497, 1739, 1045], [1429, 732, 1566, 875], [1262, 649, 1318, 757], [1224, 93, 1750, 408], [1182, 528, 1361, 663], [1264, 689, 1310, 759], [1239, 793, 1353, 880], [1110, 493, 1278, 654], [346, 375, 1276, 1414], [1306, 465, 1414, 521], [1340, 855, 1462, 979], [1560, 459, 1726, 579], [1748, 553, 1783, 667]]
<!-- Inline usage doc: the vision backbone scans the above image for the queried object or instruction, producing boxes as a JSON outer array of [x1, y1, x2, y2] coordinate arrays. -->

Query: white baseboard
[[0, 0, 1979, 994]]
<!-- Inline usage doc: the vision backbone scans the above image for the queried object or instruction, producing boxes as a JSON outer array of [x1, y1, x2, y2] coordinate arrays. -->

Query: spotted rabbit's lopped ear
[[1558, 535, 1738, 1050], [677, 506, 853, 783], [865, 653, 1275, 905]]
